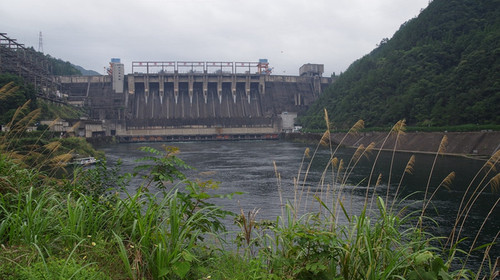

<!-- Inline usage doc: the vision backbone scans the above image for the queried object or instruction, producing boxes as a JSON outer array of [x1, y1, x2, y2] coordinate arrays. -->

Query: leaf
[[408, 269, 435, 280], [437, 269, 453, 280], [430, 257, 444, 274], [193, 192, 211, 200], [182, 250, 195, 262], [414, 251, 433, 265], [112, 232, 134, 279], [172, 261, 191, 279], [158, 267, 169, 278]]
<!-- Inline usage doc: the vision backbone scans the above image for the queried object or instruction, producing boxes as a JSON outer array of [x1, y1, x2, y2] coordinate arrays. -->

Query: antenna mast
[[38, 31, 43, 53]]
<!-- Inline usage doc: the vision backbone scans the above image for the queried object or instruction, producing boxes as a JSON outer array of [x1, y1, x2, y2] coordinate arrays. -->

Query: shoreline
[[86, 131, 499, 160], [284, 131, 500, 159]]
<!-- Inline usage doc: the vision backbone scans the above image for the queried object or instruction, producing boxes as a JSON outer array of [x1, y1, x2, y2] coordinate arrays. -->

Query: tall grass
[[233, 111, 498, 279], [0, 150, 233, 279], [0, 89, 498, 279]]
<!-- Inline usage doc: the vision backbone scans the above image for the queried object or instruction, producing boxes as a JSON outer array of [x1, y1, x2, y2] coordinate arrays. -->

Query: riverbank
[[284, 131, 500, 158]]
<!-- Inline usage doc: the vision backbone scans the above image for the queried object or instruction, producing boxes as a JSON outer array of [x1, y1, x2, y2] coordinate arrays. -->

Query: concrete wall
[[278, 112, 297, 132], [120, 126, 277, 136], [40, 120, 70, 132]]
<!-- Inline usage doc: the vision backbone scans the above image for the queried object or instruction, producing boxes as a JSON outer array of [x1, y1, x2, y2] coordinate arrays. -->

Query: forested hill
[[300, 0, 500, 129], [30, 48, 96, 76], [45, 54, 82, 76]]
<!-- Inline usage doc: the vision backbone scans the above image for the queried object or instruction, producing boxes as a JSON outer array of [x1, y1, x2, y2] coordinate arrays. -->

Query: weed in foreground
[[234, 112, 498, 279], [1, 91, 498, 279]]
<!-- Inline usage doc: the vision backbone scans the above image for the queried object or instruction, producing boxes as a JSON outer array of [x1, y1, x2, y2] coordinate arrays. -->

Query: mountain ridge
[[300, 0, 500, 129]]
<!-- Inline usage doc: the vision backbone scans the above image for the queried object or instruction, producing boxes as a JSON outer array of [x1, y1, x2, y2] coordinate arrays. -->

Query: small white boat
[[71, 157, 98, 166]]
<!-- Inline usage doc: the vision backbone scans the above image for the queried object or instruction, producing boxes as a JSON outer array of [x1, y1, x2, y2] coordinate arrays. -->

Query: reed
[[0, 91, 498, 279], [389, 154, 415, 212], [448, 150, 500, 249], [0, 103, 74, 177], [364, 120, 405, 208], [385, 119, 406, 203], [261, 112, 498, 279]]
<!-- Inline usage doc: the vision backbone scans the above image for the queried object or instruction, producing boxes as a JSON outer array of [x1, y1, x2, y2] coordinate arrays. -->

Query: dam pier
[[58, 59, 333, 142]]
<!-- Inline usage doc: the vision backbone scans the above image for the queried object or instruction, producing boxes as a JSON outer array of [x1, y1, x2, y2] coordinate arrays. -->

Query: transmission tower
[[38, 31, 43, 53]]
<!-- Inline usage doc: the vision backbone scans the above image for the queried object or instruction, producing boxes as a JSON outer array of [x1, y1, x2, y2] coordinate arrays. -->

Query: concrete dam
[[59, 60, 333, 141]]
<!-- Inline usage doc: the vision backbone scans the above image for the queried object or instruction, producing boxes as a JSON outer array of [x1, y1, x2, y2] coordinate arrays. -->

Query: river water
[[99, 140, 499, 270]]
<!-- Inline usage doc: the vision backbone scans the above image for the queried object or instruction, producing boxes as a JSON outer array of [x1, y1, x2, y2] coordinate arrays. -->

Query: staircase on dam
[[58, 62, 333, 141]]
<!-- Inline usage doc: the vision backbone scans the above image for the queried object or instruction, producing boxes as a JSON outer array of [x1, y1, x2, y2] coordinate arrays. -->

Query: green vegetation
[[73, 65, 101, 76], [37, 99, 85, 120], [20, 47, 82, 76], [300, 0, 500, 129], [0, 75, 37, 125], [45, 54, 82, 76], [0, 82, 101, 175], [1, 75, 85, 132], [0, 75, 85, 125], [1, 106, 498, 279]]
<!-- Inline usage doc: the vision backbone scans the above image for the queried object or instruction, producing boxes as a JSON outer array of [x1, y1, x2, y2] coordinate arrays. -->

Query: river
[[99, 140, 499, 271]]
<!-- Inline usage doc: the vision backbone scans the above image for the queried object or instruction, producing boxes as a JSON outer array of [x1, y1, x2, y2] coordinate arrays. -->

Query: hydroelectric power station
[[58, 59, 333, 142]]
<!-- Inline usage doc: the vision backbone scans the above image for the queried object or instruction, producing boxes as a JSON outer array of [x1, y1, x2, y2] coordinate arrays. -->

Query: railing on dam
[[132, 60, 272, 75]]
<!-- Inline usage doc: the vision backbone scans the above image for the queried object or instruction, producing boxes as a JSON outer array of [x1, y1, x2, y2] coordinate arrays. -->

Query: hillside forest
[[300, 0, 500, 129]]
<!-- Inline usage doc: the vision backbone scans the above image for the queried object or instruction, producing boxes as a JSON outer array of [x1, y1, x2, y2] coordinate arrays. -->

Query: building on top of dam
[[109, 58, 125, 94], [57, 59, 333, 141], [299, 64, 324, 77]]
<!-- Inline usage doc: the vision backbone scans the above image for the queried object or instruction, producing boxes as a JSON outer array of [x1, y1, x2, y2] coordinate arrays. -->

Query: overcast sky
[[2, 0, 429, 76]]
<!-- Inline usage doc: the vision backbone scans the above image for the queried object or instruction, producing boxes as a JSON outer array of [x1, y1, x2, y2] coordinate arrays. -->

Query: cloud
[[1, 0, 429, 76]]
